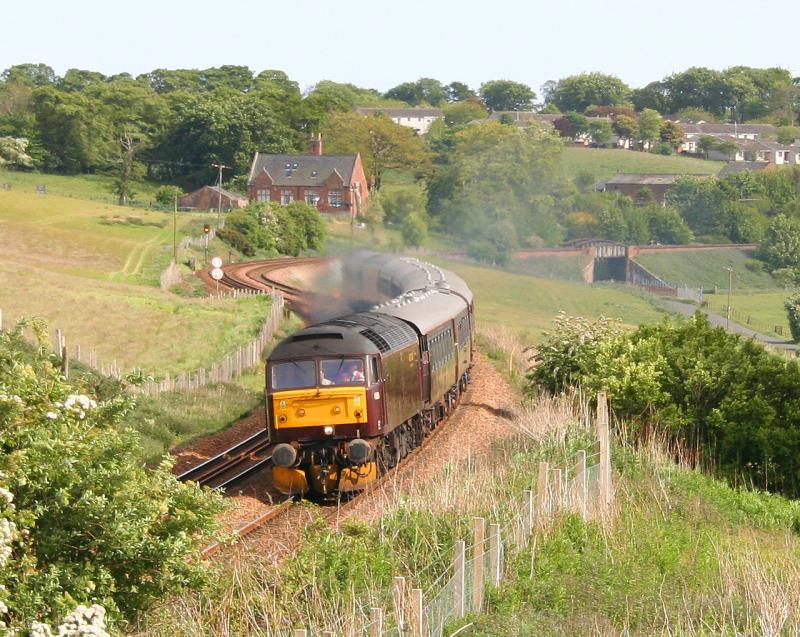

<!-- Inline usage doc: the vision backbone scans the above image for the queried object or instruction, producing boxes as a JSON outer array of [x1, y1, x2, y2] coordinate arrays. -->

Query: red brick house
[[247, 135, 370, 215], [178, 185, 248, 211]]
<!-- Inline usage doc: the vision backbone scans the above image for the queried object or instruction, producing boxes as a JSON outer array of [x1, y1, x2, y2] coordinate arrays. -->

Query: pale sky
[[1, 0, 797, 95]]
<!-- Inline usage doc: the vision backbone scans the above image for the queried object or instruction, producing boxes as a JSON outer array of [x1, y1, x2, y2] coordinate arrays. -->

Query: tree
[[637, 108, 663, 150], [112, 128, 147, 205], [588, 119, 612, 146], [382, 189, 424, 224], [631, 81, 670, 113], [443, 100, 487, 126], [759, 214, 800, 273], [401, 213, 427, 247], [659, 120, 685, 148], [0, 136, 34, 169], [666, 176, 729, 238], [426, 121, 565, 246], [777, 126, 800, 145], [785, 293, 800, 342], [553, 112, 588, 139], [697, 135, 719, 158], [322, 111, 429, 190], [479, 80, 536, 111], [612, 114, 638, 143], [58, 68, 106, 92], [551, 73, 632, 113], [1, 63, 57, 87], [446, 81, 475, 102]]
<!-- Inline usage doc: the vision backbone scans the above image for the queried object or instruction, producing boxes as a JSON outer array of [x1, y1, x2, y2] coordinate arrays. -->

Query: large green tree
[[322, 111, 429, 190], [479, 80, 536, 111], [550, 72, 632, 113]]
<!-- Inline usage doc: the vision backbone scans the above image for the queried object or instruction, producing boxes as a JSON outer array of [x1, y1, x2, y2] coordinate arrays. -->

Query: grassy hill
[[0, 186, 271, 376], [0, 168, 163, 206], [635, 248, 777, 290], [561, 147, 724, 181], [429, 257, 665, 341]]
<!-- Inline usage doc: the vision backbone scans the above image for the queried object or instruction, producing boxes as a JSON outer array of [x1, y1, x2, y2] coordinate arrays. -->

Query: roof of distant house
[[247, 153, 359, 187], [602, 173, 708, 186], [355, 107, 443, 118], [181, 185, 247, 201], [719, 161, 771, 176], [681, 122, 776, 136]]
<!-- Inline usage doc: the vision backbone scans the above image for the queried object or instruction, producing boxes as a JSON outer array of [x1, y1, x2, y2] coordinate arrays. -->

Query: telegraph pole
[[725, 266, 733, 330], [211, 163, 231, 229], [172, 193, 178, 263]]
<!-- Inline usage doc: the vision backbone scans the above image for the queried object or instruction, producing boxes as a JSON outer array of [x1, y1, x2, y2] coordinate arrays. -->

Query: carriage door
[[366, 356, 388, 432], [421, 340, 431, 404]]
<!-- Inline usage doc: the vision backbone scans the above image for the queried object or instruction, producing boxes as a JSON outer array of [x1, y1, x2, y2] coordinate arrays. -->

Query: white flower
[[0, 517, 15, 567], [45, 412, 58, 420], [0, 488, 12, 505]]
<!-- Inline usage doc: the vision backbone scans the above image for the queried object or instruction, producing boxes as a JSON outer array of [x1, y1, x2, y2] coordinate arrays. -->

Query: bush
[[0, 322, 223, 631], [652, 142, 673, 155], [401, 213, 427, 247], [217, 227, 256, 256], [785, 294, 800, 343], [154, 185, 184, 206]]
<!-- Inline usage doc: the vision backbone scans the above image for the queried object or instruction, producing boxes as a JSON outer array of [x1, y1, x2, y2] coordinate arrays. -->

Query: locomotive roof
[[269, 312, 418, 360]]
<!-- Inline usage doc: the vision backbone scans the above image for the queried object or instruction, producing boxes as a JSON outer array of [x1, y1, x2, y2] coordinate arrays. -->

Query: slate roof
[[681, 123, 776, 136], [247, 153, 358, 187], [207, 185, 248, 201], [355, 107, 443, 118], [718, 161, 771, 176], [602, 173, 706, 186]]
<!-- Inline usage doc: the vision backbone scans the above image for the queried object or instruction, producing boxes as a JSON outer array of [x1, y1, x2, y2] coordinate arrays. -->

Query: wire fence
[[0, 291, 285, 397], [291, 394, 614, 637]]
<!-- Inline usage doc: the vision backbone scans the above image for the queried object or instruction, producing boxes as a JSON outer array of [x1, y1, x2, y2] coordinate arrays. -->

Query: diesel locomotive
[[266, 256, 474, 496]]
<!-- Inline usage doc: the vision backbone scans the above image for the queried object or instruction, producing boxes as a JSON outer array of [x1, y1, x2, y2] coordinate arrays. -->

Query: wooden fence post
[[536, 461, 550, 522], [370, 607, 384, 637], [488, 523, 501, 586], [551, 469, 562, 513], [409, 588, 423, 637], [0, 309, 3, 332], [472, 517, 485, 612], [454, 539, 466, 618], [392, 576, 406, 635], [322, 631, 335, 637], [56, 329, 63, 357], [293, 630, 307, 637], [575, 449, 587, 520], [61, 346, 69, 378], [596, 392, 612, 506], [522, 489, 534, 539]]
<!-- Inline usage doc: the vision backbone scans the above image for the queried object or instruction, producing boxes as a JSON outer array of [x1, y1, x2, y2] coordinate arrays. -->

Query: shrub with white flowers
[[0, 320, 224, 634]]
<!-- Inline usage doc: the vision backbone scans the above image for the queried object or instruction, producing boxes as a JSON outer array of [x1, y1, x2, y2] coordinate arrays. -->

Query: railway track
[[178, 430, 273, 490]]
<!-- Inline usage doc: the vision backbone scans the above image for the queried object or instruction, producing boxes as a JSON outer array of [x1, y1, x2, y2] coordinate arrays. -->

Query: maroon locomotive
[[266, 256, 474, 496]]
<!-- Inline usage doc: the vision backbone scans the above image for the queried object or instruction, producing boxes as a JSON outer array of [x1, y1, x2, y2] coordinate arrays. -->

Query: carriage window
[[321, 358, 365, 386], [271, 360, 316, 390]]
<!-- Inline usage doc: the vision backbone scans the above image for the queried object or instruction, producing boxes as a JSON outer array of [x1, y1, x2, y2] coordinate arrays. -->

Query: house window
[[304, 190, 320, 206], [281, 190, 294, 205], [256, 188, 269, 202], [329, 190, 343, 208]]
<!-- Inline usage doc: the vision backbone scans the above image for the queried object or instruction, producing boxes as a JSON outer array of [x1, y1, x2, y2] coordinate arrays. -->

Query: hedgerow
[[528, 312, 800, 496], [0, 320, 224, 634]]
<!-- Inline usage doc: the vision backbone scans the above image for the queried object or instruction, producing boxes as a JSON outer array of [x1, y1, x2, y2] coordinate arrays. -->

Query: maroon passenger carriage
[[266, 255, 474, 496]]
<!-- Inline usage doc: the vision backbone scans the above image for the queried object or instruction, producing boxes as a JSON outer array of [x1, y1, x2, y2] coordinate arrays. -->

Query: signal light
[[203, 224, 210, 234]]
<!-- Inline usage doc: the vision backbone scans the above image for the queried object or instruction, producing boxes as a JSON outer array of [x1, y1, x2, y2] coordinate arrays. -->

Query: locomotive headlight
[[323, 426, 334, 435], [333, 405, 341, 414]]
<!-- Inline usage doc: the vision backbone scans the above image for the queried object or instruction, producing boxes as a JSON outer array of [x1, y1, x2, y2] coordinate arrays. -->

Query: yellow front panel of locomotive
[[272, 387, 368, 429]]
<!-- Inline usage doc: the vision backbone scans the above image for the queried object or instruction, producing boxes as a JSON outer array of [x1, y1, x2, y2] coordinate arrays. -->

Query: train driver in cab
[[320, 359, 365, 386]]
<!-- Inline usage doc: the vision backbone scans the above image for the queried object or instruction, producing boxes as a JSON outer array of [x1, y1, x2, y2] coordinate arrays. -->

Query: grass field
[[704, 290, 793, 336], [0, 168, 163, 206], [429, 257, 666, 342], [560, 147, 724, 181], [635, 248, 777, 290], [0, 188, 272, 374], [508, 253, 591, 282]]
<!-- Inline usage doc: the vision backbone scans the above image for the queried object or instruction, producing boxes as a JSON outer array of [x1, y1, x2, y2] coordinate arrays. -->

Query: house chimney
[[308, 132, 322, 156]]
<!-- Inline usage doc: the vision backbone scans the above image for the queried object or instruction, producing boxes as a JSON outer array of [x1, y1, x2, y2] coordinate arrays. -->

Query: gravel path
[[663, 300, 799, 352]]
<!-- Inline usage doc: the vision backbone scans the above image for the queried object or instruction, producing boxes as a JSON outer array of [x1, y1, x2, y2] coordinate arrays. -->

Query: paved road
[[662, 300, 800, 353]]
